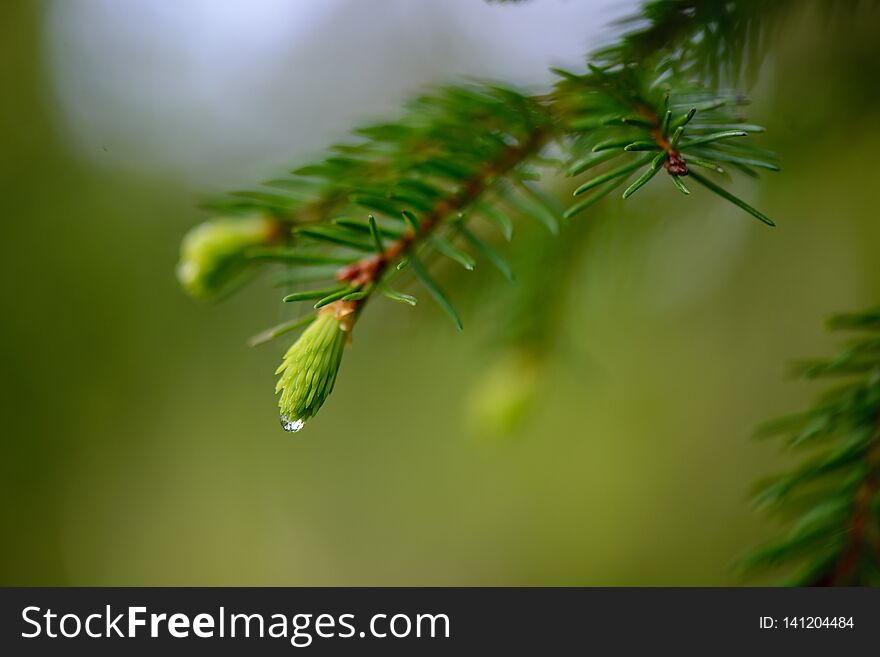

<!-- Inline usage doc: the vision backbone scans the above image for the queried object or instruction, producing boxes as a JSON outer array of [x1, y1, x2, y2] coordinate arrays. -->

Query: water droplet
[[280, 415, 304, 433]]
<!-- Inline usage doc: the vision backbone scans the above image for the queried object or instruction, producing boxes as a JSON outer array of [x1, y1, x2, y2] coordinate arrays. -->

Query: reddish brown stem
[[637, 106, 688, 176], [814, 434, 880, 586], [332, 128, 550, 314]]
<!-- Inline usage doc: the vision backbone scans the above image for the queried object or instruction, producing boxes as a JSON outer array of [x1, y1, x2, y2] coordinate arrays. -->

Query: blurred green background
[[3, 0, 880, 585]]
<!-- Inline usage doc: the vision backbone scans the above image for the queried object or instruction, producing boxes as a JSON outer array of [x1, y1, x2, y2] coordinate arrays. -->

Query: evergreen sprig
[[744, 309, 880, 586], [598, 0, 779, 84], [552, 66, 776, 223], [177, 0, 788, 431]]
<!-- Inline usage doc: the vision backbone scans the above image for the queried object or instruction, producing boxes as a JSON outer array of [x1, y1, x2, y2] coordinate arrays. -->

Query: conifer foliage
[[178, 0, 782, 432], [745, 310, 880, 586], [176, 0, 879, 586]]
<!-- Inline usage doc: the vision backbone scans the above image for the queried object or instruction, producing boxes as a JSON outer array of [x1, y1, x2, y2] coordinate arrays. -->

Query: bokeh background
[[3, 0, 880, 585]]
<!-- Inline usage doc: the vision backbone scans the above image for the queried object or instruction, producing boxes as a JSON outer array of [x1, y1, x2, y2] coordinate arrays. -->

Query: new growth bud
[[275, 305, 352, 432], [467, 348, 542, 437], [177, 215, 277, 299]]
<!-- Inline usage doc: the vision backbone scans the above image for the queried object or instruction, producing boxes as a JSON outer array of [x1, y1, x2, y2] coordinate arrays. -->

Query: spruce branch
[[552, 65, 776, 223], [176, 0, 809, 431], [744, 309, 880, 586], [331, 125, 550, 319], [813, 438, 880, 586], [597, 0, 862, 84]]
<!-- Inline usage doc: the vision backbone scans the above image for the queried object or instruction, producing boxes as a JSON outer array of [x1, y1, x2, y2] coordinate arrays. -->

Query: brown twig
[[330, 128, 550, 319], [813, 424, 880, 586], [636, 105, 688, 176]]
